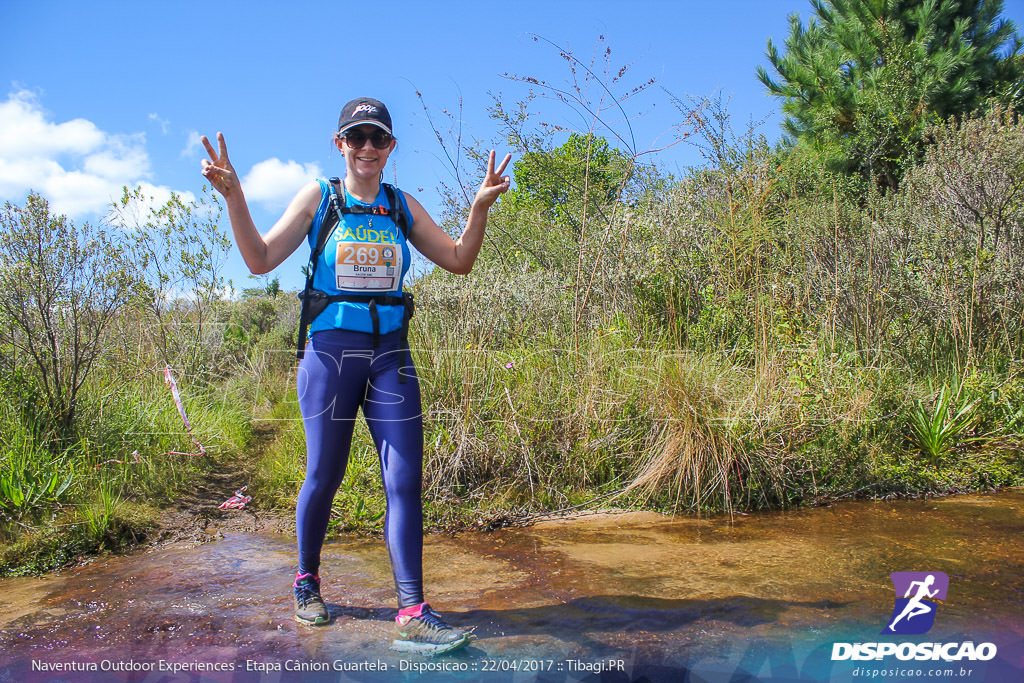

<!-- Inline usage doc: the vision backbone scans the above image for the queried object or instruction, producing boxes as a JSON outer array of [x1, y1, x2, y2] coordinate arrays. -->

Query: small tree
[[897, 107, 1024, 362], [758, 0, 1023, 190], [0, 193, 141, 440], [506, 133, 637, 235], [109, 187, 231, 375]]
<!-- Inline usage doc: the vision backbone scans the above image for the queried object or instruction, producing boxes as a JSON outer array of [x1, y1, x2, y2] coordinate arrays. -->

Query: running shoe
[[293, 572, 330, 626], [392, 602, 475, 655]]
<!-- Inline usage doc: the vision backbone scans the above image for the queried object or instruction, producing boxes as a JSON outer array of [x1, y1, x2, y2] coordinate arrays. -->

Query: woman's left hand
[[473, 150, 512, 210]]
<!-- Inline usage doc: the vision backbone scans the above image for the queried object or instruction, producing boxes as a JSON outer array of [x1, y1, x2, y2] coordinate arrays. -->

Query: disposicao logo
[[885, 571, 948, 635], [831, 570, 998, 662]]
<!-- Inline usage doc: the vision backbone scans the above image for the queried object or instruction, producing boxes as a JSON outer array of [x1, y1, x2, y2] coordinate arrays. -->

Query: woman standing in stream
[[200, 97, 510, 655]]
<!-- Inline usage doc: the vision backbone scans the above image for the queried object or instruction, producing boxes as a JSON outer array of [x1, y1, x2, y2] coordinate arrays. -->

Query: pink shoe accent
[[294, 571, 320, 587], [396, 602, 429, 623]]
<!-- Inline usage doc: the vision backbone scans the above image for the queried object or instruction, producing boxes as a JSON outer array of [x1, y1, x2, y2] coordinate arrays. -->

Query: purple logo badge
[[884, 571, 949, 634]]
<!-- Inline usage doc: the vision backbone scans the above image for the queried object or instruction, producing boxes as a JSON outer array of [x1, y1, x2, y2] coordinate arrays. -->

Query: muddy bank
[[1, 492, 1022, 682]]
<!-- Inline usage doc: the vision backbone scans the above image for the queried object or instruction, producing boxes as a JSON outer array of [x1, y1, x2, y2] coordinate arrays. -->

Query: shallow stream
[[1, 491, 1022, 682]]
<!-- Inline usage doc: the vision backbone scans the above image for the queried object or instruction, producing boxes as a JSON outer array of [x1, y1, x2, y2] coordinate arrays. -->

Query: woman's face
[[337, 125, 396, 181]]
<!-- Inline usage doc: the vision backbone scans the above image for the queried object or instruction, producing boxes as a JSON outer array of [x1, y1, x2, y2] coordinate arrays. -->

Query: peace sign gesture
[[474, 150, 512, 210], [200, 132, 240, 198]]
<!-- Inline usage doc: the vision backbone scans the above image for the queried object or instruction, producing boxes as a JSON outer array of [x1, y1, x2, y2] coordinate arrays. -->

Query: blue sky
[[2, 0, 1023, 291]]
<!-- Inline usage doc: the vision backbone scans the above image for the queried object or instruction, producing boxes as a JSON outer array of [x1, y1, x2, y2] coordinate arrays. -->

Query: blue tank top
[[307, 179, 413, 336]]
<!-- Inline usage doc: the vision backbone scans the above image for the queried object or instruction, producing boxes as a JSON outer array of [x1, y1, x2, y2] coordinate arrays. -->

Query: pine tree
[[758, 0, 1023, 190]]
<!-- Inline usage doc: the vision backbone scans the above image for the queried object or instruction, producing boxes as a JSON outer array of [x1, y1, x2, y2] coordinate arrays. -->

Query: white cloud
[[0, 91, 104, 158], [44, 170, 122, 217], [0, 156, 61, 197], [0, 89, 181, 218], [181, 130, 202, 158], [148, 112, 170, 134], [241, 157, 322, 210], [82, 134, 149, 179]]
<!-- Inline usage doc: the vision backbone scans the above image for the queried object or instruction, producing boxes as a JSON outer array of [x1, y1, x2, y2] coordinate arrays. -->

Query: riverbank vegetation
[[3, 1, 1024, 575]]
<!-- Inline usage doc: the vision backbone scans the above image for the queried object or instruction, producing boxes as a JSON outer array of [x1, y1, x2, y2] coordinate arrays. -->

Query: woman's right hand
[[197, 130, 317, 275], [200, 132, 239, 198]]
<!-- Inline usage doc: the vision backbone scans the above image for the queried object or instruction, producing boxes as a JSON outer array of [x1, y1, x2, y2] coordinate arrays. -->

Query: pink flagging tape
[[163, 365, 191, 430], [163, 365, 206, 457], [219, 486, 252, 510], [95, 450, 142, 469], [96, 366, 206, 468]]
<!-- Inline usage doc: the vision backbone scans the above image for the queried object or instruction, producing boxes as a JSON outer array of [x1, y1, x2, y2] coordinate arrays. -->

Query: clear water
[[1, 491, 1021, 682]]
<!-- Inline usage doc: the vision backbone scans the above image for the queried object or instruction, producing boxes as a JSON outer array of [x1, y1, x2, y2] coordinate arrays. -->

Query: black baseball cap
[[337, 97, 393, 136]]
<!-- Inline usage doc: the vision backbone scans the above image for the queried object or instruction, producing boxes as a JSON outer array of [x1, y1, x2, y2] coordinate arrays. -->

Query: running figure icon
[[888, 574, 940, 632]]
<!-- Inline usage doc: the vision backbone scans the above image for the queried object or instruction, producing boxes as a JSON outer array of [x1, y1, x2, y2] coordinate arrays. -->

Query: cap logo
[[353, 104, 378, 115]]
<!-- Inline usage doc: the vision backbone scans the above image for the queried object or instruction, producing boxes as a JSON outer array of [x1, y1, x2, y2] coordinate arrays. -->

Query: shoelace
[[414, 608, 451, 631], [294, 580, 322, 607]]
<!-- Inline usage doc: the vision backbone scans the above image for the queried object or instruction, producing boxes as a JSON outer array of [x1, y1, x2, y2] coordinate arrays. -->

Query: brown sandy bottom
[[1, 492, 1022, 682]]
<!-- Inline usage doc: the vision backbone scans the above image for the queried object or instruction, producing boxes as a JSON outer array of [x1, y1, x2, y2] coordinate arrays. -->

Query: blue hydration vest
[[296, 178, 414, 360]]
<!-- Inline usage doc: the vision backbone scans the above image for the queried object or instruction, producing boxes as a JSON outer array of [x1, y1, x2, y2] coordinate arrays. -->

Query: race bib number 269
[[335, 241, 401, 292]]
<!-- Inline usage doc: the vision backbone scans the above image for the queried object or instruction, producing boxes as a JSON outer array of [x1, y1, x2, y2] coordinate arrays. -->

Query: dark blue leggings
[[295, 328, 423, 607]]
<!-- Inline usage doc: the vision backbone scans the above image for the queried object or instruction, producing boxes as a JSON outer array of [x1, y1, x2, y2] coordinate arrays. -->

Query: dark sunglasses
[[342, 128, 393, 149]]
